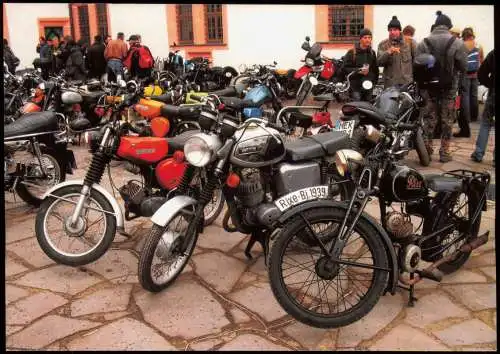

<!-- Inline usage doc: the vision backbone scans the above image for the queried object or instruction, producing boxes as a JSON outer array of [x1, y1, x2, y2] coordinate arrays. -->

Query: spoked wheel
[[268, 207, 389, 328], [202, 188, 225, 226], [35, 185, 116, 266], [139, 208, 198, 292]]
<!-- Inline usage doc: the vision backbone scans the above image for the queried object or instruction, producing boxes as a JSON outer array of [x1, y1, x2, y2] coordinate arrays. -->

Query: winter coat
[[342, 44, 379, 91], [66, 45, 87, 81], [86, 41, 107, 78], [377, 36, 414, 88], [39, 43, 53, 64], [415, 25, 468, 92], [478, 49, 495, 89], [4, 46, 20, 74]]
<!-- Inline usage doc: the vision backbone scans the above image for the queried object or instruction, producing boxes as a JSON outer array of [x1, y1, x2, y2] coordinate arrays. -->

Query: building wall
[[107, 4, 170, 60], [5, 3, 69, 69]]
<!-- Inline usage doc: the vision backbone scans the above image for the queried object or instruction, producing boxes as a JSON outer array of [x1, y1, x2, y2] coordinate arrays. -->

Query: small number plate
[[333, 120, 355, 138], [275, 185, 329, 212]]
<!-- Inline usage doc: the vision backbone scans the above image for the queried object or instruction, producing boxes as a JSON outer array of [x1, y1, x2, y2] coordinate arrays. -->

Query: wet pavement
[[5, 117, 496, 351]]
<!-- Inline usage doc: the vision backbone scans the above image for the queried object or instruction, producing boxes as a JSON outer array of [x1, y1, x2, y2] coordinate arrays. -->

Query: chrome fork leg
[[32, 139, 48, 176], [70, 185, 90, 226]]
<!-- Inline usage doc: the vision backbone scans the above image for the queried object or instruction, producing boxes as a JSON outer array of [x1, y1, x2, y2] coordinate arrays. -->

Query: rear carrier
[[441, 169, 492, 210]]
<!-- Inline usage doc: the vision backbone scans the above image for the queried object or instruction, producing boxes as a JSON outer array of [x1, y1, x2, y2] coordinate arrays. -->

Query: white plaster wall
[[212, 5, 316, 70], [5, 3, 69, 69], [108, 4, 170, 60]]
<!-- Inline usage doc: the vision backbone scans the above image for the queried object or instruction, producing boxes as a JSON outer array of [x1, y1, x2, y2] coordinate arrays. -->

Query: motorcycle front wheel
[[295, 79, 312, 106], [35, 185, 116, 266]]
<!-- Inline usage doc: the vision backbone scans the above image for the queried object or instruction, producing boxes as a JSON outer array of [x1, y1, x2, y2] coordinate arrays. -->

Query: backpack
[[467, 47, 480, 73], [124, 46, 154, 70], [423, 36, 456, 89]]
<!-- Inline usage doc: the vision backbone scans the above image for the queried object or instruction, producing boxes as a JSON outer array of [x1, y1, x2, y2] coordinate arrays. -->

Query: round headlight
[[305, 58, 315, 66], [334, 149, 364, 176], [184, 133, 222, 167]]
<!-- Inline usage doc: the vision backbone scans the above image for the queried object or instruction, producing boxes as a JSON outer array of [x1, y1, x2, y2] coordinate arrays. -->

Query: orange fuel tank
[[116, 136, 169, 164], [134, 98, 164, 119]]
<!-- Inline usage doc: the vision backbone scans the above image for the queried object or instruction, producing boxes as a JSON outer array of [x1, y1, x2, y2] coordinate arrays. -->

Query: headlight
[[38, 82, 45, 90], [184, 133, 222, 167], [305, 58, 315, 66], [334, 149, 364, 176]]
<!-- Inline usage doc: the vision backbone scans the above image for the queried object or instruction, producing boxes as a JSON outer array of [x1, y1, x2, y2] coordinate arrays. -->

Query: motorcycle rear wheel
[[414, 128, 431, 167]]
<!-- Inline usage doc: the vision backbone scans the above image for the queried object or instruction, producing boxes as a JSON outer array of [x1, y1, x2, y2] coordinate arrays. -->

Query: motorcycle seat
[[4, 111, 59, 139], [81, 90, 106, 102], [150, 93, 173, 104], [210, 86, 238, 97], [220, 96, 259, 110], [425, 174, 463, 193], [284, 130, 349, 162], [313, 93, 336, 102], [160, 104, 200, 120], [347, 101, 387, 125], [168, 129, 200, 152]]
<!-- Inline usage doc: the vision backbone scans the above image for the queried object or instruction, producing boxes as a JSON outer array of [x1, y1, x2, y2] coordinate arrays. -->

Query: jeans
[[472, 89, 495, 161], [460, 75, 479, 128], [107, 59, 123, 83]]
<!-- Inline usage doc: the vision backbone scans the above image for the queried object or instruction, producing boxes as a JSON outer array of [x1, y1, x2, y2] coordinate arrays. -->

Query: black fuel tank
[[381, 165, 428, 202]]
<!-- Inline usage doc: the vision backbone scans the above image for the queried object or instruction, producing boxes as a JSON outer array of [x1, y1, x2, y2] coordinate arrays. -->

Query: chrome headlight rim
[[305, 57, 315, 67], [183, 133, 222, 167]]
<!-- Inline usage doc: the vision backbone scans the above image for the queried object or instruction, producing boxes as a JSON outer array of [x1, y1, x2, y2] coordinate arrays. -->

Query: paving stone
[[5, 219, 35, 244], [282, 321, 329, 349], [229, 307, 250, 324], [404, 292, 470, 328], [6, 237, 55, 268], [6, 285, 30, 305], [196, 225, 246, 252], [7, 291, 68, 325], [71, 284, 133, 317], [444, 284, 496, 311], [66, 317, 176, 350], [192, 251, 247, 293], [13, 265, 102, 295], [370, 323, 448, 350], [83, 249, 138, 282], [336, 292, 404, 348], [219, 334, 291, 351], [229, 283, 288, 323], [190, 338, 223, 351], [103, 311, 131, 321], [479, 266, 496, 280], [6, 325, 24, 336], [441, 269, 488, 284], [465, 252, 496, 268], [249, 256, 267, 276], [433, 319, 497, 346], [6, 315, 100, 349], [134, 279, 230, 339], [5, 256, 29, 277]]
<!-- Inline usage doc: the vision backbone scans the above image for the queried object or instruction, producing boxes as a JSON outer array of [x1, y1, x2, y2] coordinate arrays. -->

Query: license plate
[[275, 185, 329, 212], [333, 120, 355, 138]]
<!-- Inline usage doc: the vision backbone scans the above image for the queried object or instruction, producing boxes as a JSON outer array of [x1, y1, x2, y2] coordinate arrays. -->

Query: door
[[44, 26, 63, 40]]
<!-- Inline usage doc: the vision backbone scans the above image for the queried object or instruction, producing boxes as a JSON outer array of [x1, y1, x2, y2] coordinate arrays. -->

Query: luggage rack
[[442, 169, 491, 185]]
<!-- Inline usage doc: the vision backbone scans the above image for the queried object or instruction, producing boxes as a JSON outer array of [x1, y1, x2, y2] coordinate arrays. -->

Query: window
[[177, 5, 194, 44], [205, 4, 223, 43], [328, 5, 364, 43], [68, 4, 75, 39], [96, 3, 109, 38], [77, 4, 90, 45]]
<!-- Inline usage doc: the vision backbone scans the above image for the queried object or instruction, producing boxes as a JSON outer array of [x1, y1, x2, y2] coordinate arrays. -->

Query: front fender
[[42, 180, 124, 229], [277, 199, 398, 295], [150, 195, 198, 227]]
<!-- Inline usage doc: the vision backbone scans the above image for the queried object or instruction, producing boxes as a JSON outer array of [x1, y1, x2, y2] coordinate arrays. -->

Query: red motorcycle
[[34, 84, 225, 266]]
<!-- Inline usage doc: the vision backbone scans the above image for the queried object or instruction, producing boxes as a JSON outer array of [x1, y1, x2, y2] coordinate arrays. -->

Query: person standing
[[341, 28, 379, 101], [416, 10, 468, 163], [3, 39, 20, 74], [470, 49, 495, 165], [39, 38, 54, 79], [123, 34, 155, 81], [65, 39, 88, 81], [402, 25, 417, 60], [86, 35, 107, 80], [104, 32, 128, 82], [377, 16, 413, 89]]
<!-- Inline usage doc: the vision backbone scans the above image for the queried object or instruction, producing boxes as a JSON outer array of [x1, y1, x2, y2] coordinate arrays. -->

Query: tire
[[414, 129, 431, 167], [139, 211, 198, 292], [35, 185, 116, 266], [268, 207, 389, 328], [15, 146, 66, 207], [295, 80, 311, 106], [203, 189, 225, 226]]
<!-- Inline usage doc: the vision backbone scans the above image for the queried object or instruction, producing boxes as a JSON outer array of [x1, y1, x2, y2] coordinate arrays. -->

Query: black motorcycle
[[183, 57, 238, 91], [266, 118, 491, 328]]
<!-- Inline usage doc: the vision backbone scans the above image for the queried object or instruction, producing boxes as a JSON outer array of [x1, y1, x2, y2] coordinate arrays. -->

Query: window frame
[[205, 4, 223, 44], [177, 4, 194, 45], [328, 5, 365, 44]]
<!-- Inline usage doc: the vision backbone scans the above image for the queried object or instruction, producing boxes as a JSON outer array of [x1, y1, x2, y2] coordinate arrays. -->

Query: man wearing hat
[[377, 16, 414, 89], [104, 32, 128, 82], [342, 28, 379, 101], [416, 11, 468, 162]]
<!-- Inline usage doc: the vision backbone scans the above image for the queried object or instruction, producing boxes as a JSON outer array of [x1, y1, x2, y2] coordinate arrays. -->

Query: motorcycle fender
[[150, 195, 198, 227], [41, 180, 124, 229], [294, 66, 312, 79], [277, 200, 398, 295]]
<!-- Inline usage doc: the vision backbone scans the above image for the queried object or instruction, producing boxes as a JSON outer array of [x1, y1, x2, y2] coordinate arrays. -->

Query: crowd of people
[[342, 11, 494, 164]]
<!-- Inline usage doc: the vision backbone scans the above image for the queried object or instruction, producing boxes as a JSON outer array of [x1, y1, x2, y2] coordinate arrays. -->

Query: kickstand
[[244, 231, 268, 264], [408, 272, 418, 307]]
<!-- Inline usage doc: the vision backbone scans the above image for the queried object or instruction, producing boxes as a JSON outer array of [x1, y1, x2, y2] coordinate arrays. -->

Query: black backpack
[[423, 36, 456, 89]]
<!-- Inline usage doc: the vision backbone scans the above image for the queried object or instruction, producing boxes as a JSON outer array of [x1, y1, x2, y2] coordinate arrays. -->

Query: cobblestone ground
[[5, 109, 496, 350]]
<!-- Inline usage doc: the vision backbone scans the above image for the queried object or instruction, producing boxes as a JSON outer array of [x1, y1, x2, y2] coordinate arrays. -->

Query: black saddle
[[220, 96, 259, 110], [345, 101, 389, 125], [4, 112, 59, 139], [285, 131, 349, 162], [313, 93, 336, 102], [425, 174, 463, 193], [160, 104, 200, 120], [168, 129, 200, 152], [210, 86, 238, 97], [150, 93, 173, 104], [81, 90, 106, 103]]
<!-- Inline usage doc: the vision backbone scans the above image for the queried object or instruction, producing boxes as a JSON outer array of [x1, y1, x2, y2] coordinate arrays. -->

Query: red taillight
[[218, 103, 225, 110], [341, 105, 357, 115], [226, 173, 240, 188], [72, 104, 81, 112], [173, 150, 185, 163]]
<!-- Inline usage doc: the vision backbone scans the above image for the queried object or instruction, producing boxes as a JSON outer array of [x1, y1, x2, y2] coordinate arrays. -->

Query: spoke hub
[[64, 216, 87, 237], [316, 256, 340, 280]]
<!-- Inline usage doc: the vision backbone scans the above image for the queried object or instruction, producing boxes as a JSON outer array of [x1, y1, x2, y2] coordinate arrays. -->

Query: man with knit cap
[[342, 28, 379, 101], [416, 10, 468, 163], [377, 16, 413, 89]]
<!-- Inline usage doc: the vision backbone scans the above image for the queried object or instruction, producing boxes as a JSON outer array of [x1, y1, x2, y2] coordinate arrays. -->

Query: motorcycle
[[137, 110, 355, 292], [183, 56, 238, 91], [266, 118, 491, 328], [4, 111, 76, 206], [34, 83, 225, 267]]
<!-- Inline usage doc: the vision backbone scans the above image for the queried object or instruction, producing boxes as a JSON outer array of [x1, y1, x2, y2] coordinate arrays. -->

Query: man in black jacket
[[65, 40, 88, 81], [470, 49, 495, 165], [342, 28, 379, 101], [86, 35, 107, 80], [3, 39, 20, 74]]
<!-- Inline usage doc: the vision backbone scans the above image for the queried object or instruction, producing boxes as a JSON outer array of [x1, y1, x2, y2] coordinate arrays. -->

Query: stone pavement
[[5, 119, 496, 350]]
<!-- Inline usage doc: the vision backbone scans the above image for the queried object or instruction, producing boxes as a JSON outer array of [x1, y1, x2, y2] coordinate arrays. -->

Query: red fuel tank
[[155, 158, 187, 190], [116, 136, 169, 164]]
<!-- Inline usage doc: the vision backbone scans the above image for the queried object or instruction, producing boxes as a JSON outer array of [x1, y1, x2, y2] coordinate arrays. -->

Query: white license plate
[[275, 185, 329, 212], [333, 120, 355, 138]]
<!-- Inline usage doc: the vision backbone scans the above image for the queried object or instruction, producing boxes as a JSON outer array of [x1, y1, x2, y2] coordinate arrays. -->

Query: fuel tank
[[134, 98, 164, 119], [381, 165, 428, 202], [116, 136, 169, 164]]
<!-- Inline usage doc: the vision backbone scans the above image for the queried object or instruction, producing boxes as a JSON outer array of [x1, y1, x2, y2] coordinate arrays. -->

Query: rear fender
[[277, 199, 398, 295], [150, 195, 198, 227]]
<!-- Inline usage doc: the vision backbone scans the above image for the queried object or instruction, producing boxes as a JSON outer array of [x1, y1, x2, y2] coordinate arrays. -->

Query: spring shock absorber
[[176, 165, 195, 195]]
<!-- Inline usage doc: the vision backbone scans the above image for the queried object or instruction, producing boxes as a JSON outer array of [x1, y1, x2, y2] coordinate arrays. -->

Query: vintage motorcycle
[[137, 110, 356, 292], [34, 83, 225, 266], [266, 118, 491, 328]]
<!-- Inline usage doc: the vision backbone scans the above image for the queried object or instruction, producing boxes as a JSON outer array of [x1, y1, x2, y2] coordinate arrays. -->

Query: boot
[[439, 150, 453, 163]]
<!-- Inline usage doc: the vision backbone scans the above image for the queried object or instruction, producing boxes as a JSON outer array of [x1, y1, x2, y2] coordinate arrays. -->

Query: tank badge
[[407, 174, 423, 190]]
